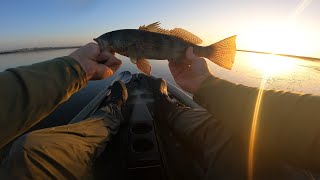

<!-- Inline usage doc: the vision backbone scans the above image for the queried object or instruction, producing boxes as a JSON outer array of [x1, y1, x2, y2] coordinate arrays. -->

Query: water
[[1, 48, 320, 95]]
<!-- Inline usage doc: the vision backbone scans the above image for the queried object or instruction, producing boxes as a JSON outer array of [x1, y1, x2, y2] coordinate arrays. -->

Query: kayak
[[0, 71, 202, 179], [68, 71, 204, 179]]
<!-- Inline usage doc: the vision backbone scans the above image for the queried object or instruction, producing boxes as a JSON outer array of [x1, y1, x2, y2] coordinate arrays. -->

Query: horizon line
[[237, 49, 320, 62], [1, 46, 319, 62], [0, 46, 81, 55]]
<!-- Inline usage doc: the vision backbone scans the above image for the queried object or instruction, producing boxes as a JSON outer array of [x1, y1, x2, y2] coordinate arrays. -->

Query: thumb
[[95, 51, 115, 63], [93, 64, 114, 80], [186, 47, 197, 60]]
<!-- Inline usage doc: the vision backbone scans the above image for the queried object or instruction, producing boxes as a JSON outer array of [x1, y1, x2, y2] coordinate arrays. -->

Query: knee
[[2, 131, 50, 178], [1, 132, 41, 171], [10, 131, 43, 155]]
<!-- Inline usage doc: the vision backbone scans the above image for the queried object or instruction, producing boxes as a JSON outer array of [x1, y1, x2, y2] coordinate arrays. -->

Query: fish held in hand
[[94, 22, 237, 75]]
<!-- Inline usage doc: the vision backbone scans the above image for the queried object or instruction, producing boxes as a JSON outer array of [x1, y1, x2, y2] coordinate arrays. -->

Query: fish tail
[[200, 35, 237, 70]]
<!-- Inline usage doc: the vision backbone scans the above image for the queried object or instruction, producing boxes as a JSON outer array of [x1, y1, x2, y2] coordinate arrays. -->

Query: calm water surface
[[1, 48, 320, 132], [1, 48, 320, 95]]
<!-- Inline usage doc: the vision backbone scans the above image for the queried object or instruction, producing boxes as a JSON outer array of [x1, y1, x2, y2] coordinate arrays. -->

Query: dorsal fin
[[168, 28, 203, 44], [139, 22, 163, 33], [139, 22, 203, 44]]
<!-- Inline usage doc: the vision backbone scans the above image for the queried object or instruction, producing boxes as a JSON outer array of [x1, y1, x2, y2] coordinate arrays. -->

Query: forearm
[[167, 107, 232, 153], [0, 57, 87, 148], [193, 75, 320, 136], [193, 75, 320, 171]]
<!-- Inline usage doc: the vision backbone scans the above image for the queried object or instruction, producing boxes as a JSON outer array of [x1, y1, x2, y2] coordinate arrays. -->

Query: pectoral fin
[[136, 59, 151, 75]]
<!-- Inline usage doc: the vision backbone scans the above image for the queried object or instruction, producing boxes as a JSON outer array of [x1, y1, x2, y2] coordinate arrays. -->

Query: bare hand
[[169, 47, 212, 94], [69, 43, 122, 80]]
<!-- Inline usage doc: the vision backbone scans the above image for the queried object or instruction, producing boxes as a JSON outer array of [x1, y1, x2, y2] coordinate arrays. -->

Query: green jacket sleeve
[[0, 57, 87, 148], [193, 75, 320, 173]]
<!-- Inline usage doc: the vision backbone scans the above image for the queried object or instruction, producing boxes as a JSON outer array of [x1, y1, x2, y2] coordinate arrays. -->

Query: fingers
[[86, 42, 100, 53], [92, 62, 122, 80], [70, 42, 101, 64], [168, 61, 183, 72], [168, 60, 190, 77], [108, 61, 122, 73], [96, 50, 115, 63], [93, 64, 114, 80], [70, 42, 122, 81], [168, 60, 176, 71], [192, 56, 206, 66], [96, 50, 122, 72], [184, 46, 209, 68], [84, 43, 100, 58], [97, 50, 122, 65], [186, 47, 197, 60]]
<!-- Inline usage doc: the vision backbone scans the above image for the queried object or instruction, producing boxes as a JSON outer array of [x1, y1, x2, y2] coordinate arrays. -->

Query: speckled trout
[[94, 22, 236, 75]]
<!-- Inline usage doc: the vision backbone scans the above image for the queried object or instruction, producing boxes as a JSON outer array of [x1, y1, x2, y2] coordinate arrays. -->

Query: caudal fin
[[206, 35, 237, 70]]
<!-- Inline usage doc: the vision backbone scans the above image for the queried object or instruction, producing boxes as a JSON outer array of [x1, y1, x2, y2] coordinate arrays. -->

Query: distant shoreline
[[1, 47, 320, 62], [0, 46, 81, 55], [237, 50, 320, 62]]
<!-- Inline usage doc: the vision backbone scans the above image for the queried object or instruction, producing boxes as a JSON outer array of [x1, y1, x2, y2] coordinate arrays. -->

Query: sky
[[1, 0, 320, 57]]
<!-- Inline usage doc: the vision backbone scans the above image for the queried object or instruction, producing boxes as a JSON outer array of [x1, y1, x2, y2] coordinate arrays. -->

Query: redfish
[[94, 22, 236, 75]]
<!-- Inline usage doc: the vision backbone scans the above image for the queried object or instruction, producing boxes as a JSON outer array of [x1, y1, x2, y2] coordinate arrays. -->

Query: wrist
[[190, 75, 213, 94], [58, 56, 88, 87], [194, 75, 216, 93], [68, 55, 95, 81]]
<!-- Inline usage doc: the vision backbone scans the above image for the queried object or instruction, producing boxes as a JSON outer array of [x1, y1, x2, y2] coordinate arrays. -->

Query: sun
[[239, 22, 314, 57], [237, 22, 314, 76]]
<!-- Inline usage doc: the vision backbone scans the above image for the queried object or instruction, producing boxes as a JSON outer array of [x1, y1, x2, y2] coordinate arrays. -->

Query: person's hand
[[69, 43, 122, 81], [169, 47, 213, 94]]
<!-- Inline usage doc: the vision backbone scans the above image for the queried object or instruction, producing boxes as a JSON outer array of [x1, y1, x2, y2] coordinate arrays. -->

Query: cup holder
[[132, 138, 154, 153], [131, 123, 152, 134]]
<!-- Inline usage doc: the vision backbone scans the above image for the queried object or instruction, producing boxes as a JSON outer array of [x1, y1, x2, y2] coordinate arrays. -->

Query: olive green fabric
[[190, 76, 320, 179], [0, 57, 87, 149], [1, 105, 122, 180], [156, 75, 320, 179], [0, 56, 123, 179]]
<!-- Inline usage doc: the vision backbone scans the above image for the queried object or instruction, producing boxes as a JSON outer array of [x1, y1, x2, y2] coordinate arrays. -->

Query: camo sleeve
[[0, 57, 87, 148]]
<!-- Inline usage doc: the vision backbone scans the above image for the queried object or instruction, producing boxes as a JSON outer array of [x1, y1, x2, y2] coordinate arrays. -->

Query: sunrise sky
[[1, 0, 319, 57]]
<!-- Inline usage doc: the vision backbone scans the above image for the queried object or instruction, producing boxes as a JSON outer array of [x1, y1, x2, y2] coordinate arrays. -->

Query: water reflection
[[244, 53, 298, 76], [1, 49, 320, 95]]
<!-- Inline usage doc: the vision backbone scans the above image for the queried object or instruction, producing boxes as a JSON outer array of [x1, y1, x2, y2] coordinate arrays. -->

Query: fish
[[94, 22, 236, 75]]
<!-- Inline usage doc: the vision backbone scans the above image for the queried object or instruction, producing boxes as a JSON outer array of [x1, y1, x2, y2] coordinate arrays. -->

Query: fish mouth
[[93, 38, 114, 53], [93, 38, 101, 46], [93, 38, 106, 51]]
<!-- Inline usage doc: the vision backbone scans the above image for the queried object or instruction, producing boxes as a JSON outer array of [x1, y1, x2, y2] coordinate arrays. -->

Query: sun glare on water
[[246, 53, 297, 76]]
